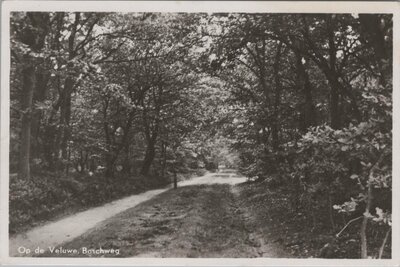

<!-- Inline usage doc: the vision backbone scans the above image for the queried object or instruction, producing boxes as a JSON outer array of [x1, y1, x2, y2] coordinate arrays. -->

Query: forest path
[[9, 170, 247, 257], [16, 170, 289, 258]]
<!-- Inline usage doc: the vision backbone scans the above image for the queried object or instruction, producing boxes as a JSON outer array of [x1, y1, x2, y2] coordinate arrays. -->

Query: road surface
[[9, 169, 248, 257]]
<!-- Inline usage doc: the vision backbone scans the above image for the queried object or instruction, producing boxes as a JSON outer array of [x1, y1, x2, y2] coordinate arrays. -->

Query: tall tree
[[12, 12, 50, 179]]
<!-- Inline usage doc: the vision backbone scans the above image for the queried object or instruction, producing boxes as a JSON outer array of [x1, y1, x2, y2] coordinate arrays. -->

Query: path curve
[[9, 170, 246, 257]]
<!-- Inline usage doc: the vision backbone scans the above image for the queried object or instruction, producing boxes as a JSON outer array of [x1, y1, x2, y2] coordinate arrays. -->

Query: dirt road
[[10, 170, 252, 257], [34, 170, 288, 258]]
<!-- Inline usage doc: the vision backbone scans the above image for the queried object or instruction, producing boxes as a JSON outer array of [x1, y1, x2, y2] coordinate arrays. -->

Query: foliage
[[9, 12, 392, 258], [200, 13, 392, 258]]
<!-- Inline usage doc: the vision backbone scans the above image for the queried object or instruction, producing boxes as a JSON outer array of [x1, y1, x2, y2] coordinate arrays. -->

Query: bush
[[279, 121, 392, 258]]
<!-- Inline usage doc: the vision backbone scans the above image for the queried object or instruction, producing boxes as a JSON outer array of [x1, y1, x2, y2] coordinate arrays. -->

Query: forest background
[[7, 11, 392, 258]]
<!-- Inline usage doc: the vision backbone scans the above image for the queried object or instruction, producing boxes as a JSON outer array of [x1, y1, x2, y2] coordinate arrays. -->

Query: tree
[[11, 12, 50, 179]]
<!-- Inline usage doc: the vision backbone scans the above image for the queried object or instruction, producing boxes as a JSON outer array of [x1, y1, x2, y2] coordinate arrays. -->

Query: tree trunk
[[31, 70, 50, 159], [161, 142, 167, 178], [271, 41, 282, 150], [105, 153, 117, 178], [58, 12, 79, 168], [328, 193, 336, 231], [360, 182, 372, 259], [140, 141, 156, 176], [300, 15, 361, 127], [60, 78, 73, 160], [361, 153, 386, 258], [358, 15, 388, 62], [327, 16, 341, 129], [42, 121, 58, 170], [123, 144, 131, 174], [295, 53, 316, 131], [18, 65, 36, 179], [102, 109, 135, 177], [17, 13, 50, 179], [359, 14, 390, 87], [329, 83, 340, 129], [41, 13, 64, 170]]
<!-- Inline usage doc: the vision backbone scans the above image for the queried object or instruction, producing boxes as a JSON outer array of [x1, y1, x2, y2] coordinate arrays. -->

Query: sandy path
[[40, 182, 281, 258], [9, 170, 246, 257]]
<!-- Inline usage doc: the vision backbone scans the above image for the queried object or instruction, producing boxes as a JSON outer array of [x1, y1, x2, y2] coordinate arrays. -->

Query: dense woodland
[[9, 12, 392, 258]]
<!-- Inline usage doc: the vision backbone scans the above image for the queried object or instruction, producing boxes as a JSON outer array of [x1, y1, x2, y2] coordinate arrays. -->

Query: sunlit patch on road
[[179, 170, 247, 187]]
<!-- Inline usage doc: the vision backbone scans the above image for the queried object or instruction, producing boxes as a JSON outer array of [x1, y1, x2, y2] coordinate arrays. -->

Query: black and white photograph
[[0, 1, 398, 265]]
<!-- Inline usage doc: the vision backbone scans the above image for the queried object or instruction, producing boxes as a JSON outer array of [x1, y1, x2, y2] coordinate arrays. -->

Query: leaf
[[350, 174, 359, 180], [341, 145, 350, 151]]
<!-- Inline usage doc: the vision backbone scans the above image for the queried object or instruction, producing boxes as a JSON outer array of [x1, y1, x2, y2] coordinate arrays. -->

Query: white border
[[1, 1, 399, 266]]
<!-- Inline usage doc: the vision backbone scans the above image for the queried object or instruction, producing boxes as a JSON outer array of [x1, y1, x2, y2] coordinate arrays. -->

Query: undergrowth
[[238, 179, 391, 259]]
